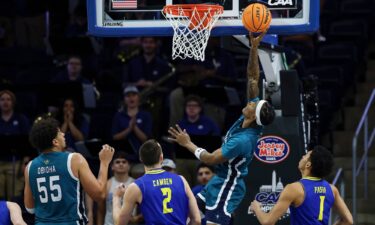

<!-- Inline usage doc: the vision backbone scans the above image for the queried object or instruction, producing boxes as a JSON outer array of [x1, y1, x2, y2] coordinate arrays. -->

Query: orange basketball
[[242, 3, 272, 33]]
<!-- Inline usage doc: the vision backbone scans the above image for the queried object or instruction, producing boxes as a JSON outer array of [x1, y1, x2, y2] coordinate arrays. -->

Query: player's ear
[[52, 138, 59, 147], [160, 153, 164, 164]]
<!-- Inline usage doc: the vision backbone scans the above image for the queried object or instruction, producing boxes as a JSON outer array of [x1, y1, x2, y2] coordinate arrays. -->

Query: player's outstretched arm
[[73, 145, 114, 202], [7, 201, 27, 225], [250, 183, 297, 225], [247, 31, 267, 100], [180, 176, 201, 225], [168, 125, 227, 165], [113, 183, 141, 225], [331, 185, 353, 225]]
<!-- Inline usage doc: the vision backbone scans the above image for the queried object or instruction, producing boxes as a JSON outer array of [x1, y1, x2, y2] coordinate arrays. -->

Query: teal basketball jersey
[[28, 152, 87, 225], [217, 115, 262, 178]]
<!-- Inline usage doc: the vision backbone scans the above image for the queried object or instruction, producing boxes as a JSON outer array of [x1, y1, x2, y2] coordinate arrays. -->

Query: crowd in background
[[0, 0, 373, 224]]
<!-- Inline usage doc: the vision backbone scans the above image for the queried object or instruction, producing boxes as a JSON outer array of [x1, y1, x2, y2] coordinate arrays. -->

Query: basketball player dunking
[[168, 31, 275, 225]]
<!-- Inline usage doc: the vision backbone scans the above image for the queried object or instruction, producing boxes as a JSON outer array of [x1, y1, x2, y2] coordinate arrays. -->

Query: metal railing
[[352, 88, 375, 222], [330, 168, 345, 225]]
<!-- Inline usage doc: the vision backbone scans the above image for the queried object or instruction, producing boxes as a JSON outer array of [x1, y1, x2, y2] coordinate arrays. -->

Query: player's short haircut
[[29, 117, 60, 151], [196, 163, 215, 174], [113, 151, 129, 161], [259, 102, 275, 126], [309, 145, 334, 178], [139, 139, 162, 167]]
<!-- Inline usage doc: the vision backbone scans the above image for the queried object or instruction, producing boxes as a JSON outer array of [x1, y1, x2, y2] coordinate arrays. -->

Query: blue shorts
[[197, 175, 245, 225], [36, 221, 85, 225]]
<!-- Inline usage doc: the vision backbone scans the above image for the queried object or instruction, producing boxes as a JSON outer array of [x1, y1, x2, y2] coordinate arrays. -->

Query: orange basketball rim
[[163, 4, 224, 30]]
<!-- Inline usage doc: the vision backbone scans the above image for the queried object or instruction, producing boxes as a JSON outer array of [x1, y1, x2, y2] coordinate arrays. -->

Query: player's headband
[[255, 100, 267, 126]]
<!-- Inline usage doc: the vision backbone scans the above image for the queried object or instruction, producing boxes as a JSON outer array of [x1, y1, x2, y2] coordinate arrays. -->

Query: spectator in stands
[[130, 163, 145, 179], [169, 37, 238, 126], [191, 163, 215, 225], [0, 201, 27, 225], [200, 37, 239, 86], [191, 163, 215, 196], [14, 0, 47, 49], [65, 3, 88, 38], [0, 90, 31, 200], [51, 55, 91, 84], [0, 2, 15, 48], [161, 158, 177, 173], [0, 90, 30, 135], [124, 37, 172, 89], [112, 86, 152, 158], [178, 95, 221, 136], [124, 37, 174, 138], [173, 95, 220, 186], [97, 151, 138, 225], [55, 98, 89, 151]]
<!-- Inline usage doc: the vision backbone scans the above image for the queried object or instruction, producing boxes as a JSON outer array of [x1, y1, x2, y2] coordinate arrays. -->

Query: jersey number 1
[[318, 196, 325, 221], [161, 187, 173, 214]]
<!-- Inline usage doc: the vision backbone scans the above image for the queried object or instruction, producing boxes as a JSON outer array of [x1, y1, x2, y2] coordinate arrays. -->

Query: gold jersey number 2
[[161, 187, 173, 214]]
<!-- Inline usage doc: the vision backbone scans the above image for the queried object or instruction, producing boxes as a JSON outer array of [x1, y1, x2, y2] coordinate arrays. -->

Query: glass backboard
[[87, 0, 319, 36]]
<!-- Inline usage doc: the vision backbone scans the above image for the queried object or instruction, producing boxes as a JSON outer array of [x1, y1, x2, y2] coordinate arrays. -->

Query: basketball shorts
[[197, 175, 245, 225]]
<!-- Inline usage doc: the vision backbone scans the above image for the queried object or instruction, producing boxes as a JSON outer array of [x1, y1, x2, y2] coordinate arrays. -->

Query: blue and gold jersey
[[134, 169, 189, 225], [28, 152, 87, 225], [290, 177, 335, 225], [0, 201, 11, 225]]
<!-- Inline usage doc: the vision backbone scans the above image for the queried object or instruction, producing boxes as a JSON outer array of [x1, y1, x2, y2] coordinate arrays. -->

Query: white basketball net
[[162, 5, 223, 61]]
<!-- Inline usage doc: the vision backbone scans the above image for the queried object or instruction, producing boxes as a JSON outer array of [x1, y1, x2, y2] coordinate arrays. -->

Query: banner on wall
[[254, 135, 290, 164], [248, 170, 290, 220]]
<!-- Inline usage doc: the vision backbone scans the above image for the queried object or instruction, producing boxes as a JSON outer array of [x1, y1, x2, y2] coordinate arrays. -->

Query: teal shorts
[[197, 175, 246, 224]]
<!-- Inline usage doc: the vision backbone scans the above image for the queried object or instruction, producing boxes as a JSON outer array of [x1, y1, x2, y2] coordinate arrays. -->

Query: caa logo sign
[[254, 136, 290, 164], [268, 0, 294, 6], [260, 0, 297, 10], [248, 171, 290, 219]]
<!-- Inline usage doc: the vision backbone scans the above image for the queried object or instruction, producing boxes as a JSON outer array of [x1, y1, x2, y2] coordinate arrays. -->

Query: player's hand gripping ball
[[242, 3, 272, 33]]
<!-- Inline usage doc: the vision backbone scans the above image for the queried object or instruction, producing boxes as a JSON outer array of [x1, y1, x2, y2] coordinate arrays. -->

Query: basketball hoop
[[162, 4, 224, 61]]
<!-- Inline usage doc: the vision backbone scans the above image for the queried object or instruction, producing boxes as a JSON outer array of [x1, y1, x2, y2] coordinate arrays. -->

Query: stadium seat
[[306, 66, 344, 110], [316, 44, 360, 87], [340, 0, 374, 18], [327, 19, 369, 56]]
